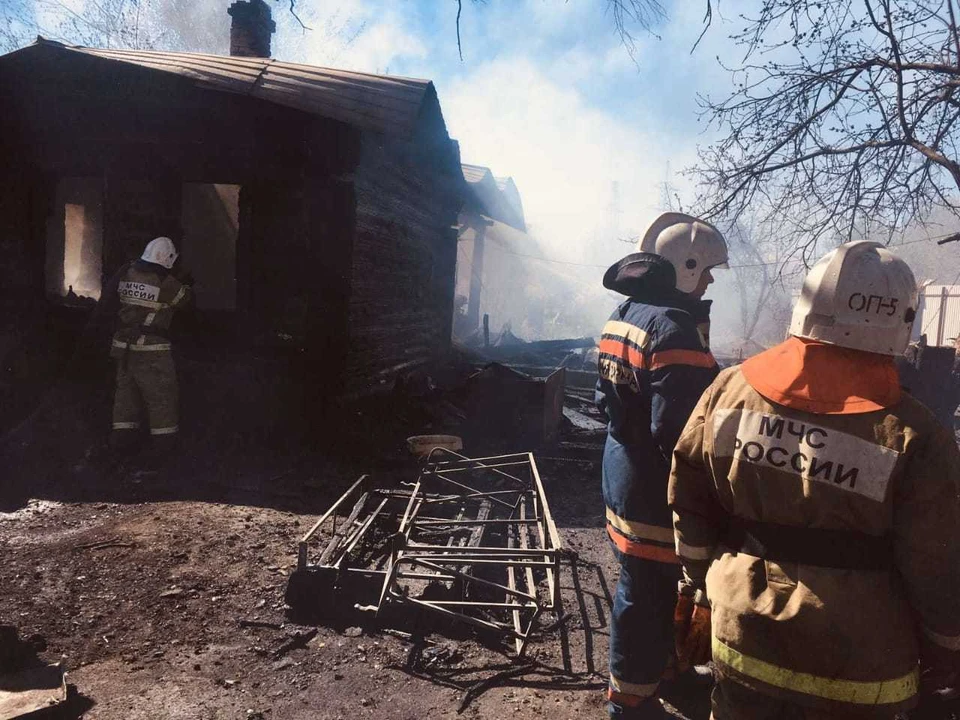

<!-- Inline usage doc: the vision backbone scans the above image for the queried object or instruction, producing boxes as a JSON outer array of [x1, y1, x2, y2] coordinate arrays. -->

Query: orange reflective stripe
[[645, 348, 716, 370], [600, 341, 715, 372], [599, 337, 644, 368], [607, 525, 680, 564], [606, 508, 675, 543]]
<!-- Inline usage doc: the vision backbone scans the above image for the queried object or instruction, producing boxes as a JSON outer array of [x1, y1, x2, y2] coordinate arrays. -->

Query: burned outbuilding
[[0, 0, 463, 433], [453, 164, 599, 344]]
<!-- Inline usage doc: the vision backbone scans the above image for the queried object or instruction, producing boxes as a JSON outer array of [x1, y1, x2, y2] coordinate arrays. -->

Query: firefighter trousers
[[710, 677, 902, 720], [112, 349, 179, 438], [608, 547, 680, 717]]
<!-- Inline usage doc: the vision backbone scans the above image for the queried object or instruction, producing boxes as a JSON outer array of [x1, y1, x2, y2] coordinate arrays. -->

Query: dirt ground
[[0, 383, 714, 720], [4, 369, 959, 720]]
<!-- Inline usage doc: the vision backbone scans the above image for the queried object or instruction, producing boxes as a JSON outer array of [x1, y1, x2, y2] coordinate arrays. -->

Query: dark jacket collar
[[603, 252, 711, 321], [134, 259, 169, 275]]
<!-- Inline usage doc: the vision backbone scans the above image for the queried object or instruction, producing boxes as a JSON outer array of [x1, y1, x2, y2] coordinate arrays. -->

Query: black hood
[[134, 259, 169, 275], [603, 253, 677, 298], [603, 252, 712, 321]]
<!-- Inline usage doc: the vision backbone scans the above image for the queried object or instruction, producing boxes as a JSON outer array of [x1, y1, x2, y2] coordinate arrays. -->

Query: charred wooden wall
[[0, 49, 357, 344], [346, 127, 462, 396], [0, 48, 362, 438], [0, 45, 460, 412]]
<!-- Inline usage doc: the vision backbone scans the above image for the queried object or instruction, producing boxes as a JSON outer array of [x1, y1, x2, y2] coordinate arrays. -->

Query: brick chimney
[[227, 0, 276, 59]]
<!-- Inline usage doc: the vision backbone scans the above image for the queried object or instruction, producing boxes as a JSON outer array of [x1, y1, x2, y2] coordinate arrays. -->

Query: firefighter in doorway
[[669, 241, 960, 719], [108, 236, 192, 467], [596, 213, 728, 718]]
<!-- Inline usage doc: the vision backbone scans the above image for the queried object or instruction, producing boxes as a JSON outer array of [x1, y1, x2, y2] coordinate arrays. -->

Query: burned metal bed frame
[[294, 449, 563, 656]]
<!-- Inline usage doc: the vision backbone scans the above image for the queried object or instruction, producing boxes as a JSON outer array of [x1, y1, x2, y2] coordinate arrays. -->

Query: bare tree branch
[[691, 0, 715, 53], [690, 0, 960, 257], [286, 0, 310, 31], [457, 0, 463, 62], [607, 0, 666, 61]]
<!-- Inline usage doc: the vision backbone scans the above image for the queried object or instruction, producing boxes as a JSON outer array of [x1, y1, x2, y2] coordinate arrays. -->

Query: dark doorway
[[181, 183, 240, 311]]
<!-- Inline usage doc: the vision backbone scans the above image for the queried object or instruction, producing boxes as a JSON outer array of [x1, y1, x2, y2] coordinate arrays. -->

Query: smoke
[[5, 1, 368, 58]]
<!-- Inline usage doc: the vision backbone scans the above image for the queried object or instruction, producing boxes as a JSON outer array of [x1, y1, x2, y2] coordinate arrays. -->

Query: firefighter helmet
[[141, 237, 178, 270], [638, 213, 729, 294], [790, 241, 918, 356]]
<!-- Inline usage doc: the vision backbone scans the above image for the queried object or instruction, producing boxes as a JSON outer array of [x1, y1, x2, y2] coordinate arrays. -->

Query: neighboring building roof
[[462, 163, 494, 185], [495, 176, 525, 228], [461, 163, 526, 231], [5, 38, 438, 138], [459, 215, 530, 253]]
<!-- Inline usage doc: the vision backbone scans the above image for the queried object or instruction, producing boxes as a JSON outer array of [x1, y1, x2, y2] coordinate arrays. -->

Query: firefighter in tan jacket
[[669, 241, 960, 718], [110, 237, 191, 463]]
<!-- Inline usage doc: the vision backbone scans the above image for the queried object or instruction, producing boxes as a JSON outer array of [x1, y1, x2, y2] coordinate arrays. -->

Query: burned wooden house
[[0, 0, 463, 418]]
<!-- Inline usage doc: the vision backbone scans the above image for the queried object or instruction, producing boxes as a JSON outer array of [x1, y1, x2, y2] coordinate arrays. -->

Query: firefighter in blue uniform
[[596, 213, 728, 718]]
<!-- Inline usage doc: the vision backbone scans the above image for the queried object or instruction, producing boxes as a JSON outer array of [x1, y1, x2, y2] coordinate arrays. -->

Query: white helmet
[[639, 212, 729, 294], [790, 241, 918, 356], [141, 236, 178, 269]]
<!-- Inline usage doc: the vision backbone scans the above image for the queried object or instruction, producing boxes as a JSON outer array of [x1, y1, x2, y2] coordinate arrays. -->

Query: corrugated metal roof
[[461, 164, 525, 232], [494, 176, 525, 229], [23, 39, 435, 138], [461, 163, 493, 184]]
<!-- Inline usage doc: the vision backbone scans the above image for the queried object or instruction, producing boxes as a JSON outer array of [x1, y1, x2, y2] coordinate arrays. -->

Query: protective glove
[[171, 259, 194, 286], [674, 585, 711, 673]]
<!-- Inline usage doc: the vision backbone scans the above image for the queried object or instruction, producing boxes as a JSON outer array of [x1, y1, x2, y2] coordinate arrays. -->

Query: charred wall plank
[[346, 132, 461, 395]]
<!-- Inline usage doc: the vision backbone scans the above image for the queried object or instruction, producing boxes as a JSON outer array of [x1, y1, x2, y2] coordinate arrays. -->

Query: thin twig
[[272, 628, 318, 659], [78, 542, 135, 551], [287, 0, 311, 31], [537, 612, 572, 634], [239, 619, 284, 630], [691, 0, 714, 53], [74, 536, 134, 550], [456, 0, 463, 61], [458, 662, 536, 713]]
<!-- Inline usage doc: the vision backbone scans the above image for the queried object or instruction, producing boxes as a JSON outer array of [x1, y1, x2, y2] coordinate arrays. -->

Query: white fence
[[914, 285, 960, 347]]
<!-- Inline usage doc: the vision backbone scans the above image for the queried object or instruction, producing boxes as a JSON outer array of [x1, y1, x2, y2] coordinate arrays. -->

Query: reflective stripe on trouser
[[112, 348, 179, 436], [608, 546, 680, 714], [710, 676, 903, 720], [711, 638, 917, 717], [606, 511, 680, 565]]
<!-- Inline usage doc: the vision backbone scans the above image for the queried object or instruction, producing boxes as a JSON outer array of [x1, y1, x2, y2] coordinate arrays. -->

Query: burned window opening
[[44, 177, 104, 303]]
